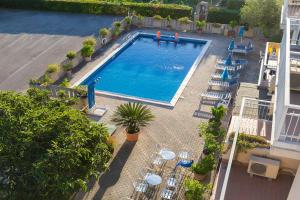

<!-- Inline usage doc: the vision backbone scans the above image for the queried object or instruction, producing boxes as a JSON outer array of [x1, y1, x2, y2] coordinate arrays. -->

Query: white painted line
[[0, 36, 66, 85]]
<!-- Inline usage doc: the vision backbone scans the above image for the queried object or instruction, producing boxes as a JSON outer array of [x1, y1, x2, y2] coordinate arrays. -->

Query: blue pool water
[[81, 33, 207, 103]]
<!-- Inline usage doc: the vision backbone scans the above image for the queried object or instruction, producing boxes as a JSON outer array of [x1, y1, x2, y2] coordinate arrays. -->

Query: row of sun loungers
[[200, 49, 249, 109]]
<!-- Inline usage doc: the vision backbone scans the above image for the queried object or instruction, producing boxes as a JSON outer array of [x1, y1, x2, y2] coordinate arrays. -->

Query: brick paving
[[71, 30, 264, 200]]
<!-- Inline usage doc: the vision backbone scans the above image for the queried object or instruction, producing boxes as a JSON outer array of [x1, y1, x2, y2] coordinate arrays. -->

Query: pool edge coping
[[72, 32, 211, 108]]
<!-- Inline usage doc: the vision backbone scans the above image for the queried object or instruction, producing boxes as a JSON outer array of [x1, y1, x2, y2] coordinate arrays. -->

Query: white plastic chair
[[133, 179, 148, 194]]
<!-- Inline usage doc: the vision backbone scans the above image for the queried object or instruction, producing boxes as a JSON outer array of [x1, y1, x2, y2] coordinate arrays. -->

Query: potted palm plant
[[112, 21, 122, 40], [196, 20, 206, 33], [191, 155, 216, 181], [66, 51, 76, 63], [124, 16, 132, 30], [228, 20, 238, 37], [62, 62, 73, 78], [112, 102, 154, 142], [81, 44, 94, 62], [165, 15, 172, 30], [99, 28, 110, 38]]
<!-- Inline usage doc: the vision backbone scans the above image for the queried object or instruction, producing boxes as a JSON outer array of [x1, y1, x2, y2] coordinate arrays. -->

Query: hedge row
[[207, 7, 240, 24], [0, 0, 192, 19]]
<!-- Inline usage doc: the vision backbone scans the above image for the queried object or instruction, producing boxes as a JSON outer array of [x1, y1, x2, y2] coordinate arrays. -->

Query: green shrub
[[99, 28, 110, 37], [153, 15, 163, 20], [221, 0, 245, 9], [0, 0, 192, 19], [229, 132, 270, 153], [41, 74, 53, 85], [166, 15, 172, 22], [112, 29, 121, 37], [81, 45, 94, 58], [62, 62, 73, 71], [196, 20, 206, 30], [136, 14, 144, 21], [207, 7, 240, 24], [229, 20, 238, 29], [191, 155, 216, 175], [59, 78, 70, 87], [204, 135, 222, 155], [83, 37, 96, 47], [46, 64, 60, 74], [184, 178, 211, 200], [124, 16, 132, 25], [178, 16, 192, 24], [74, 85, 88, 97], [66, 50, 76, 60]]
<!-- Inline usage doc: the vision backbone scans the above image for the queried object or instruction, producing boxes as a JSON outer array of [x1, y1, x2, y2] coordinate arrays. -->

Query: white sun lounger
[[215, 64, 243, 72], [211, 72, 240, 80], [201, 91, 231, 101], [208, 80, 239, 90], [217, 59, 248, 66], [231, 43, 254, 55]]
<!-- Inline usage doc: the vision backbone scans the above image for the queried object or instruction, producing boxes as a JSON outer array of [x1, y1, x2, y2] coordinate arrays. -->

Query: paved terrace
[[70, 31, 265, 200], [0, 9, 120, 91], [213, 162, 294, 200]]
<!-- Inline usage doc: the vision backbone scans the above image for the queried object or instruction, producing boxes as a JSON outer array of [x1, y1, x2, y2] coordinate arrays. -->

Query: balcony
[[271, 17, 300, 159], [281, 0, 300, 28]]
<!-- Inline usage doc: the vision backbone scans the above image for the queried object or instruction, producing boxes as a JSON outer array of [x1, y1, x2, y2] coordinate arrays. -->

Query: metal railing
[[219, 98, 273, 200], [279, 106, 300, 143], [273, 17, 300, 145], [289, 0, 300, 5]]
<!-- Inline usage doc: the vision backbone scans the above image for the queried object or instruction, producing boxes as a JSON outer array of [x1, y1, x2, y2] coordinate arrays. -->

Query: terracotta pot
[[125, 130, 139, 142], [227, 30, 236, 37], [193, 173, 206, 181], [85, 56, 91, 62], [80, 96, 88, 112]]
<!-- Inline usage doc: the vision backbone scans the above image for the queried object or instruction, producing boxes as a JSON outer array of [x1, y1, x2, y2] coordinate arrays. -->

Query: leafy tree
[[241, 0, 282, 37], [0, 89, 113, 199]]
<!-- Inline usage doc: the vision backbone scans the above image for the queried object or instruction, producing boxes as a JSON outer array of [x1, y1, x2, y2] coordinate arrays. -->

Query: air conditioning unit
[[247, 155, 280, 179]]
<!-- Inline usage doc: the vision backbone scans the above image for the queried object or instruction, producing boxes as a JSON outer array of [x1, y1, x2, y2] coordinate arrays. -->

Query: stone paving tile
[[73, 31, 265, 200]]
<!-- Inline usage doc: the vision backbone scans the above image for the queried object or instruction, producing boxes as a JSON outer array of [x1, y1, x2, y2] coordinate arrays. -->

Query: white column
[[287, 164, 300, 200]]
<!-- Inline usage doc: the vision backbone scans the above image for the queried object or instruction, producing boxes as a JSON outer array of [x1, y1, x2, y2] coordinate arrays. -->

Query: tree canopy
[[241, 0, 282, 37], [0, 89, 113, 199]]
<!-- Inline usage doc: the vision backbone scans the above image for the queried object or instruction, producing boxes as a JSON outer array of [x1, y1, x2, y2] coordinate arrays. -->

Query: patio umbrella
[[87, 78, 100, 109], [228, 39, 235, 51], [238, 26, 245, 43], [221, 66, 229, 81], [224, 53, 232, 66]]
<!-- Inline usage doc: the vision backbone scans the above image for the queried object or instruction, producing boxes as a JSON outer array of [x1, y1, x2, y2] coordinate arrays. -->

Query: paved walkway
[[71, 31, 265, 200], [0, 9, 120, 91]]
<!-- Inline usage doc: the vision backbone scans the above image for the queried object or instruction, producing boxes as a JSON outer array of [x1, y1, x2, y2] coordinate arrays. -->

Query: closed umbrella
[[221, 66, 229, 81], [238, 26, 245, 42], [228, 39, 235, 51], [224, 53, 232, 66], [87, 78, 100, 109]]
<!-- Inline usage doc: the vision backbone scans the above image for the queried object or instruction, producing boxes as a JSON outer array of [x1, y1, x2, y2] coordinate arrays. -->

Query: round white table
[[159, 149, 176, 160], [145, 174, 162, 186]]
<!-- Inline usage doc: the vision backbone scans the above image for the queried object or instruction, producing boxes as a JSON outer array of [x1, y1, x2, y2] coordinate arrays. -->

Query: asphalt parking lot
[[0, 9, 120, 91]]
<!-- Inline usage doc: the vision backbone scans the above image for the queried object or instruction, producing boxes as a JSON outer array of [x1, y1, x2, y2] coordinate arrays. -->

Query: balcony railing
[[273, 17, 300, 146]]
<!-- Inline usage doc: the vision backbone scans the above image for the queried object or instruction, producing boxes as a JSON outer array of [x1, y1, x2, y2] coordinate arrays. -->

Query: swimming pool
[[78, 32, 211, 106]]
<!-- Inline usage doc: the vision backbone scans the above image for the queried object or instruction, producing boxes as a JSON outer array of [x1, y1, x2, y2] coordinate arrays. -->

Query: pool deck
[[71, 30, 265, 200]]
